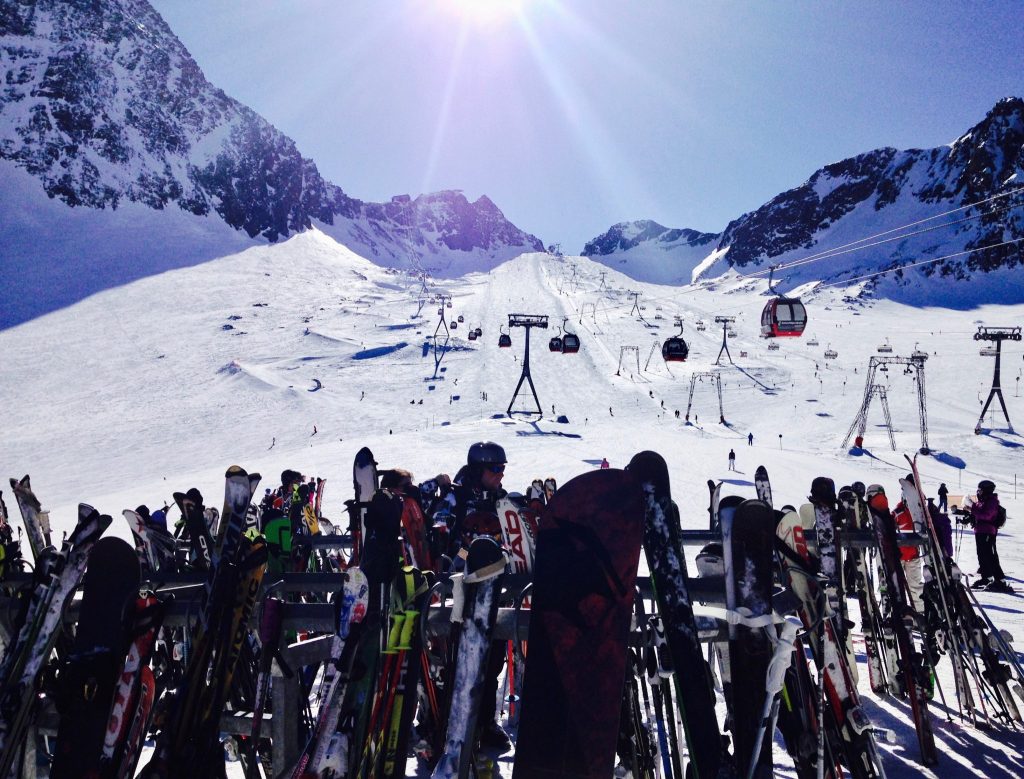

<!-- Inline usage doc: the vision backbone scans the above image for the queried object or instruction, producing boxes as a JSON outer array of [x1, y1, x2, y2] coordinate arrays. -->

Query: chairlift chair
[[911, 342, 928, 361], [768, 341, 780, 351], [877, 339, 893, 354], [696, 320, 707, 332], [760, 266, 808, 338], [824, 344, 838, 360], [807, 338, 820, 347]]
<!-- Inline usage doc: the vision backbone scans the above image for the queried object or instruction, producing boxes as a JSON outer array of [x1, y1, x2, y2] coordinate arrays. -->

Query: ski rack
[[973, 325, 1021, 434]]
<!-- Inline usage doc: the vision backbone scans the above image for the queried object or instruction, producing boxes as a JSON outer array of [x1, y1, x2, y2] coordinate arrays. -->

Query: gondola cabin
[[457, 315, 464, 323], [468, 330, 478, 341], [450, 320, 457, 330], [498, 332, 512, 348], [662, 337, 689, 362], [548, 335, 563, 352], [760, 297, 807, 338], [561, 332, 580, 353], [474, 327, 483, 337]]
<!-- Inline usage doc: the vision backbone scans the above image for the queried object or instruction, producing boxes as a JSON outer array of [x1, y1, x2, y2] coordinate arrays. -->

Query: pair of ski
[[0, 494, 110, 776], [775, 476, 887, 778], [140, 465, 268, 778], [899, 456, 1022, 728]]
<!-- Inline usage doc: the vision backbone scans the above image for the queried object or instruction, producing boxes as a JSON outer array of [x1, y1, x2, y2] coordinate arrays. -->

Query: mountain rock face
[[0, 0, 542, 327], [581, 220, 719, 285], [584, 98, 1024, 302]]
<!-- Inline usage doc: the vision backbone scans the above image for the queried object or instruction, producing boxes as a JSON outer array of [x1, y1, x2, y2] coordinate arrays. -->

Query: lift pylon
[[685, 372, 725, 424], [506, 314, 548, 417], [842, 355, 929, 453], [974, 326, 1021, 433]]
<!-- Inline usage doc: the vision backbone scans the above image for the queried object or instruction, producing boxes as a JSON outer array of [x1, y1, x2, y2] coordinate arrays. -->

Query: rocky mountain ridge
[[584, 97, 1024, 296]]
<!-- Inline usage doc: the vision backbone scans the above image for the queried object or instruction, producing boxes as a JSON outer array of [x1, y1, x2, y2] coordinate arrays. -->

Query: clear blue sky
[[152, 0, 1023, 253]]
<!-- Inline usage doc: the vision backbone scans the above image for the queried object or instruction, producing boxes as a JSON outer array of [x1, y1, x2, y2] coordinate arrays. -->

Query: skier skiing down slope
[[431, 440, 513, 750], [967, 479, 1007, 591]]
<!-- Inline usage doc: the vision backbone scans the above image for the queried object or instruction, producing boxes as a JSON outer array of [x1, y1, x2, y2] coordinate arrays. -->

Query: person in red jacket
[[892, 491, 924, 613], [970, 479, 1006, 591]]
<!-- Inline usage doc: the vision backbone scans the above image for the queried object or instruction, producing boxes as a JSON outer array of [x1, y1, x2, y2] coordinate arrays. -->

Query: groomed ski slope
[[2, 227, 1023, 777]]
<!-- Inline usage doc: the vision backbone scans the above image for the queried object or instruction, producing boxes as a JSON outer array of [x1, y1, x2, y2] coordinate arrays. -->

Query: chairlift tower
[[430, 295, 452, 379], [714, 316, 736, 365], [616, 346, 641, 377], [685, 372, 725, 424], [506, 314, 548, 417], [842, 355, 930, 453], [629, 292, 642, 317], [974, 325, 1022, 433]]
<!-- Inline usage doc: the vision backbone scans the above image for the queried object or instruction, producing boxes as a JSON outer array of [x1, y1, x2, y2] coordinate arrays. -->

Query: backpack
[[996, 504, 1007, 528]]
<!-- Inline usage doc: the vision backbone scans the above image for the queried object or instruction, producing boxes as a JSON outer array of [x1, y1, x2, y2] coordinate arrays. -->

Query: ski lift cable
[[749, 199, 1024, 277], [738, 186, 1024, 279], [561, 203, 1018, 319], [815, 236, 1024, 289]]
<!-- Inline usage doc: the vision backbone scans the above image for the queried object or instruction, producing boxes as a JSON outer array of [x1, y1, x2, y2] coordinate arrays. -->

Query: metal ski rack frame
[[685, 371, 725, 424], [973, 325, 1021, 434], [506, 314, 548, 417], [842, 354, 930, 453], [714, 316, 736, 365]]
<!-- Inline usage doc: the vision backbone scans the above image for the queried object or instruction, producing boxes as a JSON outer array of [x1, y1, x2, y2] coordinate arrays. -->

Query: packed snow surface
[[3, 228, 1024, 777]]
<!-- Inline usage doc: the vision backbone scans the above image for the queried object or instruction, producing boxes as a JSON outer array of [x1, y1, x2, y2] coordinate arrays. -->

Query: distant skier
[[747, 432, 754, 446], [312, 425, 317, 436], [728, 449, 736, 471], [609, 407, 614, 417], [600, 458, 610, 469], [269, 437, 276, 450], [937, 483, 949, 513]]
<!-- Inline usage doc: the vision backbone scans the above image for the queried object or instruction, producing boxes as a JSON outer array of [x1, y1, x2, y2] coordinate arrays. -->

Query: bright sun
[[444, 0, 527, 25]]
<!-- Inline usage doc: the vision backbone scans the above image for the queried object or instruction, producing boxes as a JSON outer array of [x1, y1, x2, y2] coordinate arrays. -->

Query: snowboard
[[51, 537, 141, 778], [512, 468, 644, 779]]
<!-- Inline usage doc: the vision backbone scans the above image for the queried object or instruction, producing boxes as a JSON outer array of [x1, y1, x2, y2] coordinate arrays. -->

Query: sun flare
[[443, 0, 528, 25]]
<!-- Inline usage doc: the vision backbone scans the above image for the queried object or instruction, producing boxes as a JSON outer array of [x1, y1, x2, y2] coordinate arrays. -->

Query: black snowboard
[[512, 469, 645, 779], [50, 536, 141, 778], [628, 450, 724, 779]]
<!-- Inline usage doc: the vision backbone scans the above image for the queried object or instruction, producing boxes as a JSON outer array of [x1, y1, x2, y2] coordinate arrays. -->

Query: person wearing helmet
[[431, 441, 512, 750], [970, 479, 1006, 591]]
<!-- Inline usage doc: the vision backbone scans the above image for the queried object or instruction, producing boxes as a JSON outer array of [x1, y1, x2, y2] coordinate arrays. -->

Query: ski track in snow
[[2, 228, 1024, 776]]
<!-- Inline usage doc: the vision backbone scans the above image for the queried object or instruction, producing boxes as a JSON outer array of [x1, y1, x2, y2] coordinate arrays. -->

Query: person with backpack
[[969, 479, 1008, 592]]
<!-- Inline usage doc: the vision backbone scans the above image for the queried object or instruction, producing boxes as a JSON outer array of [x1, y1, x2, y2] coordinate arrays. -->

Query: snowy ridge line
[[739, 186, 1024, 278]]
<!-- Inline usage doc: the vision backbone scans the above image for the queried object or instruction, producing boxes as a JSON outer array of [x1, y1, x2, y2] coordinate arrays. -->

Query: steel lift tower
[[842, 354, 930, 453], [974, 325, 1022, 434], [714, 316, 736, 365], [506, 314, 548, 417]]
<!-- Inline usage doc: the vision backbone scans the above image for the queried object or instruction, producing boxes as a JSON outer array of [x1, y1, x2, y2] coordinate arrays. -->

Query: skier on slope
[[430, 441, 513, 750], [727, 449, 736, 471], [966, 479, 1007, 591], [937, 483, 949, 513]]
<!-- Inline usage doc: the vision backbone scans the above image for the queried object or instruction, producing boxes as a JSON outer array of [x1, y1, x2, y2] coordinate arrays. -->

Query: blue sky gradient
[[152, 0, 1024, 252]]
